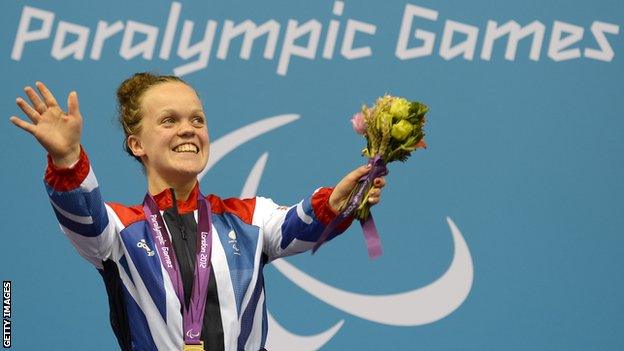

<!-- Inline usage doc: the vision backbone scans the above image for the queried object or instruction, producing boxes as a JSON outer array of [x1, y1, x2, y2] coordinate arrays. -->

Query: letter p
[[277, 20, 321, 76], [11, 6, 55, 60]]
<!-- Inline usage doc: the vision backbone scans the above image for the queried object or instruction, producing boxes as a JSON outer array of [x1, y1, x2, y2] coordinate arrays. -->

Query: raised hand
[[10, 82, 83, 168], [328, 164, 386, 214]]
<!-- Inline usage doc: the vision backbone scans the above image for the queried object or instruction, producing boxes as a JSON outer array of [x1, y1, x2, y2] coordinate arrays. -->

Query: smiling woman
[[119, 75, 211, 200], [9, 73, 386, 351]]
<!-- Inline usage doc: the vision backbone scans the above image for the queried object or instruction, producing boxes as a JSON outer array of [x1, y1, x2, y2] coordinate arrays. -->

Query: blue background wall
[[1, 0, 622, 349]]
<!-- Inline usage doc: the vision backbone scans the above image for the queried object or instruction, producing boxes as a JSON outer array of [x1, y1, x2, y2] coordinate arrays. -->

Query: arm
[[45, 147, 117, 267], [11, 82, 116, 267], [258, 165, 386, 261]]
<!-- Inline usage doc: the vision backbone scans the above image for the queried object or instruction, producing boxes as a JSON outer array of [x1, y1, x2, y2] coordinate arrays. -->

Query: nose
[[177, 119, 195, 137]]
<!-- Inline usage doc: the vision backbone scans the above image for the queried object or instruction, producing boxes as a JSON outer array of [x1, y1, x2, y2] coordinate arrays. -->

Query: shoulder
[[107, 202, 145, 227], [207, 194, 256, 225]]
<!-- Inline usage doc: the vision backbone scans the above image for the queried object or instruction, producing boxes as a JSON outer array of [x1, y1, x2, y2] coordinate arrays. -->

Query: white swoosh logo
[[272, 217, 473, 326], [265, 312, 344, 351], [240, 151, 268, 198], [198, 114, 299, 179]]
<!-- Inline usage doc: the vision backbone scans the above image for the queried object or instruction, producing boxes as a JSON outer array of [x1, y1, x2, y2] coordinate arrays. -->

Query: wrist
[[51, 145, 81, 169], [328, 197, 342, 215], [45, 146, 90, 191]]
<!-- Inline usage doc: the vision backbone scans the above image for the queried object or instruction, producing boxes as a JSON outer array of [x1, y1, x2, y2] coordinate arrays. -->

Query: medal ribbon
[[312, 155, 388, 259], [143, 190, 212, 346]]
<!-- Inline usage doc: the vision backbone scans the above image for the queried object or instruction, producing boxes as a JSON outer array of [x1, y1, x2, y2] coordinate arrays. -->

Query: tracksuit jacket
[[44, 148, 351, 351]]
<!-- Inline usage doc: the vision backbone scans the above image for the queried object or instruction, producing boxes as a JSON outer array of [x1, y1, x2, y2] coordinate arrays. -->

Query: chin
[[161, 169, 200, 188], [176, 160, 207, 177], [174, 164, 203, 177]]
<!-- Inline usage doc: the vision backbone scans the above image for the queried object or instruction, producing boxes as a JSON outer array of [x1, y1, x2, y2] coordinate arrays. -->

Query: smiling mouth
[[173, 143, 199, 154]]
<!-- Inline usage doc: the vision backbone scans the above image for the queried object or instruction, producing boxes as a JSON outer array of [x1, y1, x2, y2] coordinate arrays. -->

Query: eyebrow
[[159, 108, 205, 115]]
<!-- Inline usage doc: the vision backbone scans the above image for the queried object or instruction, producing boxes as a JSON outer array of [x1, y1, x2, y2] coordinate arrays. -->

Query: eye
[[191, 115, 205, 126], [161, 116, 175, 126]]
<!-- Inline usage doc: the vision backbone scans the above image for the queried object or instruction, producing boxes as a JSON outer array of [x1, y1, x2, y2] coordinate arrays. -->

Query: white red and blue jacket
[[44, 148, 351, 351]]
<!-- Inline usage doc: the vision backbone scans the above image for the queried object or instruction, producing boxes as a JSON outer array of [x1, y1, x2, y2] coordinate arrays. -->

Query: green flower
[[377, 111, 393, 130], [391, 120, 413, 141], [389, 98, 411, 119]]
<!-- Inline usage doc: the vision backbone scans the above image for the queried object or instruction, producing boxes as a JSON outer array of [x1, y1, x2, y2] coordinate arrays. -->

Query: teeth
[[173, 144, 198, 153]]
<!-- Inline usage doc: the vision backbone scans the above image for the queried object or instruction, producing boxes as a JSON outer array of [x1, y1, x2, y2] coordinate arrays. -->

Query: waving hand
[[10, 82, 82, 168]]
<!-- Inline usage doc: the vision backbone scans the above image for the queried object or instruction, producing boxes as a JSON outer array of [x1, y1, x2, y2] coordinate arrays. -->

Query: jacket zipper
[[170, 189, 195, 286]]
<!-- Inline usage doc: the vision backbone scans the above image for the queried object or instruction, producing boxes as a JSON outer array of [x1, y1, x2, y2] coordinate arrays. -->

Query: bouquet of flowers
[[313, 95, 428, 258], [349, 95, 428, 219]]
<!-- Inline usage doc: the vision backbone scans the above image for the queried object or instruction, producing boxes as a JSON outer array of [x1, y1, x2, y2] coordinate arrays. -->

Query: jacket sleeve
[[255, 187, 353, 261], [44, 147, 118, 268]]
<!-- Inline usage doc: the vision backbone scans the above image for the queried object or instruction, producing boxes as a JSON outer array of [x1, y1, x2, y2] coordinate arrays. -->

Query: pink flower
[[350, 112, 367, 135], [415, 139, 427, 149]]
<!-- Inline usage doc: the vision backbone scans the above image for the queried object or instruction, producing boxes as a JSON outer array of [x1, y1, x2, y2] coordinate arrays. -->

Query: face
[[128, 81, 210, 185]]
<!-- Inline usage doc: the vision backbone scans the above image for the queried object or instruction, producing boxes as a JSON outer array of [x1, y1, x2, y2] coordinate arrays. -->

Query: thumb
[[351, 164, 371, 179], [342, 164, 371, 187], [330, 164, 371, 212], [68, 91, 80, 117]]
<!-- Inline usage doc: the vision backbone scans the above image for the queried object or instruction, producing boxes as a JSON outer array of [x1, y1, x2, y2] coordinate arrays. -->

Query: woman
[[10, 73, 386, 351]]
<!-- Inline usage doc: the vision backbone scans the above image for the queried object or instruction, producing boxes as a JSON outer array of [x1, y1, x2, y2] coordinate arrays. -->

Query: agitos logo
[[200, 115, 474, 350]]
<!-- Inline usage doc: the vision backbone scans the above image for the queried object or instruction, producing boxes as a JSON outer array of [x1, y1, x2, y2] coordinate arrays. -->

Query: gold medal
[[183, 341, 204, 351]]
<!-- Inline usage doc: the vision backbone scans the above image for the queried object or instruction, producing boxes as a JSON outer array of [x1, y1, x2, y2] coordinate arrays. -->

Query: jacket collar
[[152, 182, 200, 214]]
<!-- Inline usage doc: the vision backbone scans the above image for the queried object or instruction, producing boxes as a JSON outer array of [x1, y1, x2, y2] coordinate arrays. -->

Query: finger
[[332, 164, 374, 201], [9, 116, 36, 135], [16, 97, 41, 123], [373, 177, 386, 188], [368, 196, 380, 204], [36, 81, 59, 107], [24, 86, 47, 114], [369, 188, 381, 198], [67, 91, 80, 117], [347, 164, 371, 182]]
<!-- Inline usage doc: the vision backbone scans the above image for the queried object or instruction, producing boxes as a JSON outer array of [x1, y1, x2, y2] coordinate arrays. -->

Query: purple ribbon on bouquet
[[312, 155, 388, 259]]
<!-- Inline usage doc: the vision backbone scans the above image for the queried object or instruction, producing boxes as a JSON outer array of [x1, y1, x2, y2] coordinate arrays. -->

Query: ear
[[127, 135, 145, 157]]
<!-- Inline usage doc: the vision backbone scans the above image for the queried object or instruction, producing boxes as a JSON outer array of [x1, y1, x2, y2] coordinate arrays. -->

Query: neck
[[147, 172, 197, 201]]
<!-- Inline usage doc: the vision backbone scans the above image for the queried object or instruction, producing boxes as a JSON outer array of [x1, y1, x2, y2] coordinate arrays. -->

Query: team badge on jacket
[[137, 239, 155, 256]]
